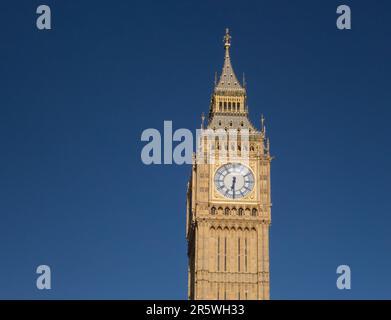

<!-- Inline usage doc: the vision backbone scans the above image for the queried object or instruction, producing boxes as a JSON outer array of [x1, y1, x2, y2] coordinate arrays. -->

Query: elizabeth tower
[[186, 30, 272, 300]]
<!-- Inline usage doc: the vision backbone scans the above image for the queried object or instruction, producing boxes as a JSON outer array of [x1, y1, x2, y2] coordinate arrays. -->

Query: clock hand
[[231, 176, 236, 199]]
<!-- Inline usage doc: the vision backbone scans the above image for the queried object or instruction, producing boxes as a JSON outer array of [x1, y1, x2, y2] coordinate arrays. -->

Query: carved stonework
[[186, 30, 272, 300]]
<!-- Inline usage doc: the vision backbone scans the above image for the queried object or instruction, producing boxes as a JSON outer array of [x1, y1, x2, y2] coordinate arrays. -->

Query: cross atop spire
[[224, 28, 231, 49], [214, 28, 245, 95]]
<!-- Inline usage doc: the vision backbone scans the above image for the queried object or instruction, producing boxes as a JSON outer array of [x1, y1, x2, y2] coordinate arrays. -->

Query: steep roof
[[214, 29, 246, 95]]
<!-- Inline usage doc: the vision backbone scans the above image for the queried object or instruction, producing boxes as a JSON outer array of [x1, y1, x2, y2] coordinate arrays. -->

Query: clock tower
[[186, 29, 272, 300]]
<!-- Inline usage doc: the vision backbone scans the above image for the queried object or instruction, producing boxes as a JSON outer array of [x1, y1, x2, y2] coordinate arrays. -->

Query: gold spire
[[214, 28, 245, 94]]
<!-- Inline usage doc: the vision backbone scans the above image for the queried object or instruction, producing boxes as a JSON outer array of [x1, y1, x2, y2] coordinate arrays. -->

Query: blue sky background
[[0, 0, 390, 299]]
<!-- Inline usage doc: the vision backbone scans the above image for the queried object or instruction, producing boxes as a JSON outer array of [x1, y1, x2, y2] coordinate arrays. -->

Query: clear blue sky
[[0, 0, 390, 299]]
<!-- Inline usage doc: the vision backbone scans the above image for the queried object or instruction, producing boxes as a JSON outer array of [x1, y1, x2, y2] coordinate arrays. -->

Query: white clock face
[[214, 163, 255, 199]]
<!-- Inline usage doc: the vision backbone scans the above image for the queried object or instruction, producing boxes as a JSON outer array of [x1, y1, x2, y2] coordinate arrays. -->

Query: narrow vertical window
[[217, 236, 220, 272], [238, 237, 241, 272], [224, 237, 227, 271], [245, 237, 248, 272]]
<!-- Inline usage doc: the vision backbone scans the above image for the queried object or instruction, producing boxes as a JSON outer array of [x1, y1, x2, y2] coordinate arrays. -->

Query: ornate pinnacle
[[224, 28, 231, 49], [201, 112, 205, 129], [261, 114, 266, 133]]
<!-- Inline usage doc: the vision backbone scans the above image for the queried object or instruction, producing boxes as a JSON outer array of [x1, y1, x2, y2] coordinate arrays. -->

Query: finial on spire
[[243, 72, 246, 88], [214, 71, 217, 86], [201, 112, 205, 129], [224, 28, 231, 49], [261, 114, 265, 133]]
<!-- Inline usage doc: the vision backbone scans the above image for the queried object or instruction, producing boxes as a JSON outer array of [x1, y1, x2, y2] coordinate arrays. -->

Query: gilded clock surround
[[186, 29, 272, 300]]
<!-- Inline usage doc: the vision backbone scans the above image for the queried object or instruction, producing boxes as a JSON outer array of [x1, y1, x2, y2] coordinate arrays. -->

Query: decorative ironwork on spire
[[214, 28, 245, 95]]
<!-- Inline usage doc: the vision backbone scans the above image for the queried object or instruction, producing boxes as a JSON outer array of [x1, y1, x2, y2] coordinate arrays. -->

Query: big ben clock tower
[[186, 29, 272, 300]]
